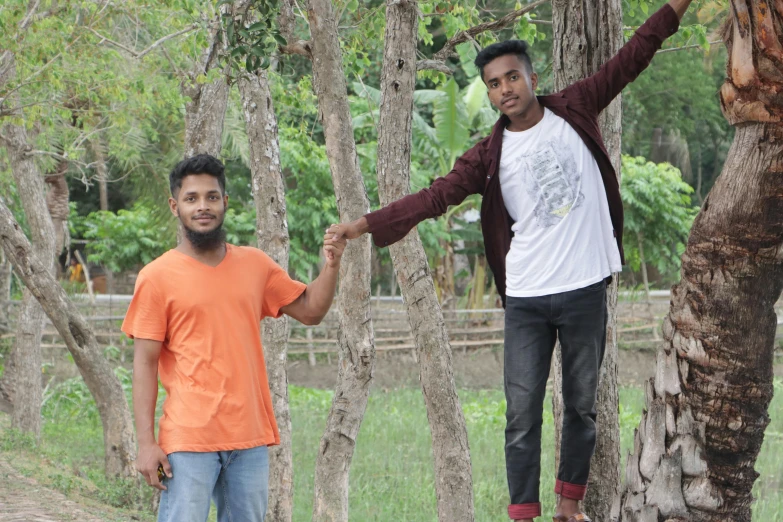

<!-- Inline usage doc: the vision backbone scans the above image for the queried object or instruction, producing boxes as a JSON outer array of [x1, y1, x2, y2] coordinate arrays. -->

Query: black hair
[[169, 154, 226, 197], [474, 40, 533, 81]]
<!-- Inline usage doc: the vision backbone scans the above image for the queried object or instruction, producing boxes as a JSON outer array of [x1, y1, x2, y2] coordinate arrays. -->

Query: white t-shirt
[[499, 108, 622, 297]]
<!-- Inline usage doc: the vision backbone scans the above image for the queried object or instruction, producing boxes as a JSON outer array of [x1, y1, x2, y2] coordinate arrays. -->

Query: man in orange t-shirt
[[122, 154, 346, 522]]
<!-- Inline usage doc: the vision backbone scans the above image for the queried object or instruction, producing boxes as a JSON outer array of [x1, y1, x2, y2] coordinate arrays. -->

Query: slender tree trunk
[[376, 1, 474, 520], [238, 70, 295, 522], [0, 198, 137, 477], [637, 233, 658, 341], [551, 1, 623, 519], [616, 3, 783, 519], [89, 138, 113, 293], [0, 251, 11, 334], [307, 0, 376, 519], [0, 52, 56, 438], [181, 9, 232, 158], [45, 159, 70, 264]]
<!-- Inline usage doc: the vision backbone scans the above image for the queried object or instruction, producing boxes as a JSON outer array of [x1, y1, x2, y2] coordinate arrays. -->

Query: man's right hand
[[327, 217, 370, 241], [136, 442, 172, 490]]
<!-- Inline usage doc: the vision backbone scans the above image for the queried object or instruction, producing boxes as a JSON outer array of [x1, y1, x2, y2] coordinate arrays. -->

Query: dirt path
[[0, 458, 108, 522]]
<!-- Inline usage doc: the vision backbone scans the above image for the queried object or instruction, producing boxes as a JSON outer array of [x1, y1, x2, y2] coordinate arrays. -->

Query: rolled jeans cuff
[[508, 502, 541, 519], [555, 479, 587, 500]]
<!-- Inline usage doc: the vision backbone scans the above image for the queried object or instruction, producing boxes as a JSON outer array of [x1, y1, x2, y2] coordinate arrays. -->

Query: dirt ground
[[0, 458, 112, 522]]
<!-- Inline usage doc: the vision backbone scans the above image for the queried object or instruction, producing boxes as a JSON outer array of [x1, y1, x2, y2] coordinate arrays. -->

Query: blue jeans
[[158, 445, 269, 522]]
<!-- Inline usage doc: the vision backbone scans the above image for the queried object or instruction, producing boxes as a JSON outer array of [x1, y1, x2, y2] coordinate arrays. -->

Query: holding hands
[[326, 217, 370, 244], [323, 225, 348, 267]]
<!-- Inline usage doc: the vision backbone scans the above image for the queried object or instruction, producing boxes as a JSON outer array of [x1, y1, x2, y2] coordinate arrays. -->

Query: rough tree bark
[[0, 251, 11, 334], [45, 159, 70, 261], [0, 198, 137, 477], [307, 0, 377, 519], [238, 70, 295, 522], [376, 1, 474, 520], [0, 52, 57, 439], [88, 139, 110, 211], [181, 11, 231, 158], [615, 2, 783, 521], [551, 1, 623, 519]]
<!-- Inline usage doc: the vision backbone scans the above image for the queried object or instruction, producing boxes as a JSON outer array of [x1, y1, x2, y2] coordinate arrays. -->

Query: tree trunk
[[551, 1, 623, 519], [238, 70, 295, 522], [45, 159, 70, 263], [0, 53, 57, 439], [616, 3, 783, 519], [307, 0, 376, 519], [89, 138, 110, 212], [181, 12, 230, 158], [89, 138, 113, 292], [376, 1, 474, 520], [0, 251, 11, 334], [0, 196, 137, 477]]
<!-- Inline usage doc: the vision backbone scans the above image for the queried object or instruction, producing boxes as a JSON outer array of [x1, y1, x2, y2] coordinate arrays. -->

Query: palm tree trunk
[[307, 0, 376, 519], [376, 1, 475, 520], [551, 1, 623, 519], [615, 2, 783, 520], [238, 70, 295, 522]]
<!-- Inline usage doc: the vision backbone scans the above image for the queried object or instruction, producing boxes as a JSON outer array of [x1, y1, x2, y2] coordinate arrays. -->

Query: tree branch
[[90, 24, 199, 59], [431, 0, 549, 62], [656, 40, 723, 54], [137, 24, 200, 59], [416, 59, 453, 74], [417, 0, 549, 73]]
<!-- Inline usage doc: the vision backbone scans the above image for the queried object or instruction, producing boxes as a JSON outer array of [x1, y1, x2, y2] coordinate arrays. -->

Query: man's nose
[[500, 81, 512, 95]]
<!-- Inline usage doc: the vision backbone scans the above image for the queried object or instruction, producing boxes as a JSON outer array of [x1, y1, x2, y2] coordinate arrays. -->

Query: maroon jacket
[[365, 4, 681, 305]]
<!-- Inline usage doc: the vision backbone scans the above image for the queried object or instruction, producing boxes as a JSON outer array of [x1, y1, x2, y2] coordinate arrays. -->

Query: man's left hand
[[323, 226, 347, 268]]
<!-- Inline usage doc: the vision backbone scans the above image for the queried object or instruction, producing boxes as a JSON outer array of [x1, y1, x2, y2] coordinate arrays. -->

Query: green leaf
[[273, 33, 287, 47], [433, 78, 470, 167]]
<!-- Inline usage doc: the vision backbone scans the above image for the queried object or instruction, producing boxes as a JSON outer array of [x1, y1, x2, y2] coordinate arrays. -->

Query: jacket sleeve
[[566, 3, 681, 115], [366, 141, 487, 248]]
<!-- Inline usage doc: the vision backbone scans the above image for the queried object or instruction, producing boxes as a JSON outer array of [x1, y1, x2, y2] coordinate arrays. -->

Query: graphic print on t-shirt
[[511, 138, 584, 228]]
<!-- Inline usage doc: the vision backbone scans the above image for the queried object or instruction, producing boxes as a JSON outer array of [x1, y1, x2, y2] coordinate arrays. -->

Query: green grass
[[1, 379, 781, 521]]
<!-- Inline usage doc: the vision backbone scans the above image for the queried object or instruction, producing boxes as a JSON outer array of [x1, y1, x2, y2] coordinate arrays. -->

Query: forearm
[[668, 0, 694, 19], [132, 358, 159, 446], [301, 263, 340, 324]]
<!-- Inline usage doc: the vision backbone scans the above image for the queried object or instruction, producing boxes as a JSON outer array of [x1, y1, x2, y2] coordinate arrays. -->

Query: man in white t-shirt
[[330, 1, 695, 520]]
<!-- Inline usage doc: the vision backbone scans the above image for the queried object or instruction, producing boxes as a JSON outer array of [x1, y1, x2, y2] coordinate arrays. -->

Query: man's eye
[[491, 83, 498, 88], [511, 75, 518, 81]]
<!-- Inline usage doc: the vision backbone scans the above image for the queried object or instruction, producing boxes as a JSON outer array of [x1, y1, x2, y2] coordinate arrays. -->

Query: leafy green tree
[[621, 155, 698, 291], [71, 203, 169, 273]]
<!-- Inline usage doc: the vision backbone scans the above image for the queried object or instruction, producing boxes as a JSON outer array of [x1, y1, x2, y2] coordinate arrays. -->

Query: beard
[[182, 215, 226, 252]]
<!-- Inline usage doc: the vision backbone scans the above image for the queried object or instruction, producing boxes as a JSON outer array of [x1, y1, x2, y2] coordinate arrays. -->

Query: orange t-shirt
[[121, 245, 306, 454]]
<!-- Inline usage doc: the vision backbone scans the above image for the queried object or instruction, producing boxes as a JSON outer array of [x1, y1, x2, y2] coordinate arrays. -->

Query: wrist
[[354, 217, 370, 236], [137, 434, 157, 447]]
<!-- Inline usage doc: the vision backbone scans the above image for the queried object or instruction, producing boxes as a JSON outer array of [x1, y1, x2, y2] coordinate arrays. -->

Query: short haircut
[[474, 40, 533, 81], [169, 154, 226, 197]]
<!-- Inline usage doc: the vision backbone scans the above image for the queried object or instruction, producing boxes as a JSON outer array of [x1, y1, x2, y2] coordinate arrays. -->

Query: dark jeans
[[504, 280, 608, 520]]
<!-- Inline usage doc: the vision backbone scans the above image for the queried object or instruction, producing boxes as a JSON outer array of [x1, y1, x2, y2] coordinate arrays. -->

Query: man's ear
[[223, 194, 229, 208], [531, 72, 539, 92], [168, 196, 178, 217]]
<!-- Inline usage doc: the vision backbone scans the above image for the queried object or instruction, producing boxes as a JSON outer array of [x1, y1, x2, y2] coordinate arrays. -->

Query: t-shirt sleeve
[[121, 272, 167, 341], [261, 260, 307, 319]]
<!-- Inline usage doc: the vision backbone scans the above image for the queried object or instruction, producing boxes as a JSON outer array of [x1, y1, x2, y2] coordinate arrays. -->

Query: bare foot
[[555, 497, 580, 518]]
